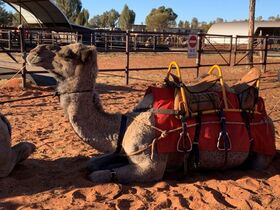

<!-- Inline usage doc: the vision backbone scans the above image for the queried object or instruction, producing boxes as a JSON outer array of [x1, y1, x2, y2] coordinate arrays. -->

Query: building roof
[[207, 21, 280, 36], [3, 0, 72, 29]]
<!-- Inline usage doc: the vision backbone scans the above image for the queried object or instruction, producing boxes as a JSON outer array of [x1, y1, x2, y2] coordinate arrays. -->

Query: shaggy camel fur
[[27, 43, 275, 184], [0, 113, 35, 177]]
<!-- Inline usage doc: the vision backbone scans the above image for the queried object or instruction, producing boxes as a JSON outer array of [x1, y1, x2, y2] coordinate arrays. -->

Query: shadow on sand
[[0, 151, 279, 202]]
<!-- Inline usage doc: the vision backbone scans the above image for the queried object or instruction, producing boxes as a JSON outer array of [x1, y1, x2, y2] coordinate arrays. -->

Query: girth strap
[[193, 111, 202, 168], [115, 114, 128, 154], [241, 110, 254, 147]]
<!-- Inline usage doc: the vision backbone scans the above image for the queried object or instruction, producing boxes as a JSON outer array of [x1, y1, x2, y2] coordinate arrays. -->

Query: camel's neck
[[59, 91, 121, 153]]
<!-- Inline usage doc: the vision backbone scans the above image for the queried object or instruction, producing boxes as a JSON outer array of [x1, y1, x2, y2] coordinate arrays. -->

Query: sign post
[[188, 34, 198, 58]]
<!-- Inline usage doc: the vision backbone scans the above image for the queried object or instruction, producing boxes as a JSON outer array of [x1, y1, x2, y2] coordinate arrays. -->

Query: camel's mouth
[[27, 54, 43, 66], [48, 68, 65, 81]]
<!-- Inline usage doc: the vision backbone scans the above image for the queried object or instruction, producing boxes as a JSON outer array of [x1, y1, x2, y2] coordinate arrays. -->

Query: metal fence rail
[[1, 27, 280, 87]]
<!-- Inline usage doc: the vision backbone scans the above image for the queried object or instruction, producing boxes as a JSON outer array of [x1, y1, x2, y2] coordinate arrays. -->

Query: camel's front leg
[[0, 142, 35, 178], [89, 154, 168, 184]]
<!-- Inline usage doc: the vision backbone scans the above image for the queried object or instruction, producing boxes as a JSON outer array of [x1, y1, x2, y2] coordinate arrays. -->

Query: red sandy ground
[[0, 53, 279, 209]]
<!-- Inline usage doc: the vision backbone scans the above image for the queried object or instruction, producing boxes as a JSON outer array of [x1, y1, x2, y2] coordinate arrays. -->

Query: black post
[[196, 33, 202, 78], [229, 35, 233, 66], [19, 26, 26, 89], [105, 33, 108, 52], [125, 31, 130, 85], [262, 35, 268, 73]]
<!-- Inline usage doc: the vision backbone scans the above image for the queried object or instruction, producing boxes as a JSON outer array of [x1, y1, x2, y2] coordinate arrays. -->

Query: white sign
[[188, 34, 198, 58]]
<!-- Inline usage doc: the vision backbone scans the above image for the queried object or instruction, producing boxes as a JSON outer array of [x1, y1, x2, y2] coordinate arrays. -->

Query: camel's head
[[27, 43, 98, 92]]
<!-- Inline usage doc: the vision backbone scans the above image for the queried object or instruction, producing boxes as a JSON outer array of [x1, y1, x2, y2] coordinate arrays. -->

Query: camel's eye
[[58, 48, 75, 59]]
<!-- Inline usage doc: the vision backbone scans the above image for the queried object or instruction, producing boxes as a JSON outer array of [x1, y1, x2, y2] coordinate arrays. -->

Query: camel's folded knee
[[0, 142, 35, 178]]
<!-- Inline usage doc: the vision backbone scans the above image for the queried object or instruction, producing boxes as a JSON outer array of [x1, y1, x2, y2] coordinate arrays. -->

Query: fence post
[[76, 32, 78, 43], [196, 33, 202, 78], [125, 30, 130, 85], [229, 35, 233, 66], [153, 35, 157, 51], [233, 36, 238, 66], [110, 32, 113, 50], [8, 30, 11, 50], [19, 26, 27, 89], [105, 33, 108, 52], [262, 35, 268, 73]]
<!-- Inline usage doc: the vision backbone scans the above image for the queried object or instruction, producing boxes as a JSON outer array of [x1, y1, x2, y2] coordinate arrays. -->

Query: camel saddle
[[232, 67, 261, 110], [147, 86, 276, 156], [174, 74, 223, 114]]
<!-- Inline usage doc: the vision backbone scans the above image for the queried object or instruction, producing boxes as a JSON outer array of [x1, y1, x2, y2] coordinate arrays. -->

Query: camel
[[0, 113, 35, 177], [27, 43, 275, 184]]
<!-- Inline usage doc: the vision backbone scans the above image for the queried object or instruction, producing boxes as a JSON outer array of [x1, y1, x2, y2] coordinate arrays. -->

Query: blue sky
[[82, 0, 280, 24]]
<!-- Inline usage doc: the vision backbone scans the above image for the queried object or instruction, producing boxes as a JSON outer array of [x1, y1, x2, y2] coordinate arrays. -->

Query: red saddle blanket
[[147, 86, 276, 156]]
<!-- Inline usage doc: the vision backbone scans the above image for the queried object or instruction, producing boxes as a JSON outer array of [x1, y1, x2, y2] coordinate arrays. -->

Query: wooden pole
[[247, 0, 256, 68]]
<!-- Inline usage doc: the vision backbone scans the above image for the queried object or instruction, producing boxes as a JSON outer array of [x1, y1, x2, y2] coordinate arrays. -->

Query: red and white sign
[[188, 34, 198, 58]]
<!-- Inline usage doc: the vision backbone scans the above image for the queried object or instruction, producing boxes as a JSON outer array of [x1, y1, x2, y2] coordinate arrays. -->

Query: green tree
[[55, 0, 82, 23], [200, 21, 211, 32], [215, 17, 224, 23], [178, 20, 190, 29], [191, 17, 198, 29], [184, 20, 190, 29], [75, 8, 89, 26], [145, 6, 177, 31], [119, 4, 135, 30], [256, 16, 263, 21], [89, 15, 102, 28], [178, 20, 184, 28], [0, 2, 13, 26], [107, 9, 120, 28], [88, 9, 119, 29]]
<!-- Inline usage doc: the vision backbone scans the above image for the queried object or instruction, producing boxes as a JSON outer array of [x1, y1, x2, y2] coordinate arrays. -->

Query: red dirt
[[0, 53, 279, 209]]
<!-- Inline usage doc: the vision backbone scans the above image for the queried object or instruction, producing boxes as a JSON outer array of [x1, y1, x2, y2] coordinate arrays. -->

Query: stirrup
[[177, 130, 192, 152], [217, 131, 232, 151]]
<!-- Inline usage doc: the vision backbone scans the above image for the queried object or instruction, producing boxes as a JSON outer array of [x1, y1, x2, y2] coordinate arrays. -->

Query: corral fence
[[0, 27, 280, 87]]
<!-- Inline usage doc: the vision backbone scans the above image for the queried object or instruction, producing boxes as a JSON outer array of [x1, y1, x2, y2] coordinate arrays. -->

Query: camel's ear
[[80, 47, 95, 63]]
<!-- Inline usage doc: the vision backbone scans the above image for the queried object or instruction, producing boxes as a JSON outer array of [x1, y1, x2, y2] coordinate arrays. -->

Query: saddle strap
[[241, 111, 254, 146], [115, 114, 128, 154], [184, 111, 202, 176], [217, 109, 231, 167], [193, 112, 202, 167]]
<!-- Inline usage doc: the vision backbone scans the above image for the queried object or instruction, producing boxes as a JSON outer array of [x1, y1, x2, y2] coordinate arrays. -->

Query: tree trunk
[[247, 0, 256, 68]]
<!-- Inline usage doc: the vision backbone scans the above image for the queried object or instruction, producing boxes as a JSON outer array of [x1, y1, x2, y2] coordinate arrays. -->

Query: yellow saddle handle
[[166, 62, 189, 116], [208, 65, 228, 109]]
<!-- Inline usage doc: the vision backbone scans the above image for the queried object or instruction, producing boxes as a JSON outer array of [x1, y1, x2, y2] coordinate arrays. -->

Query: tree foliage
[[89, 9, 120, 29], [268, 15, 280, 21], [178, 20, 190, 29], [191, 17, 198, 29], [75, 8, 89, 26], [145, 6, 177, 31], [55, 0, 82, 23], [119, 4, 135, 30], [0, 2, 13, 26]]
